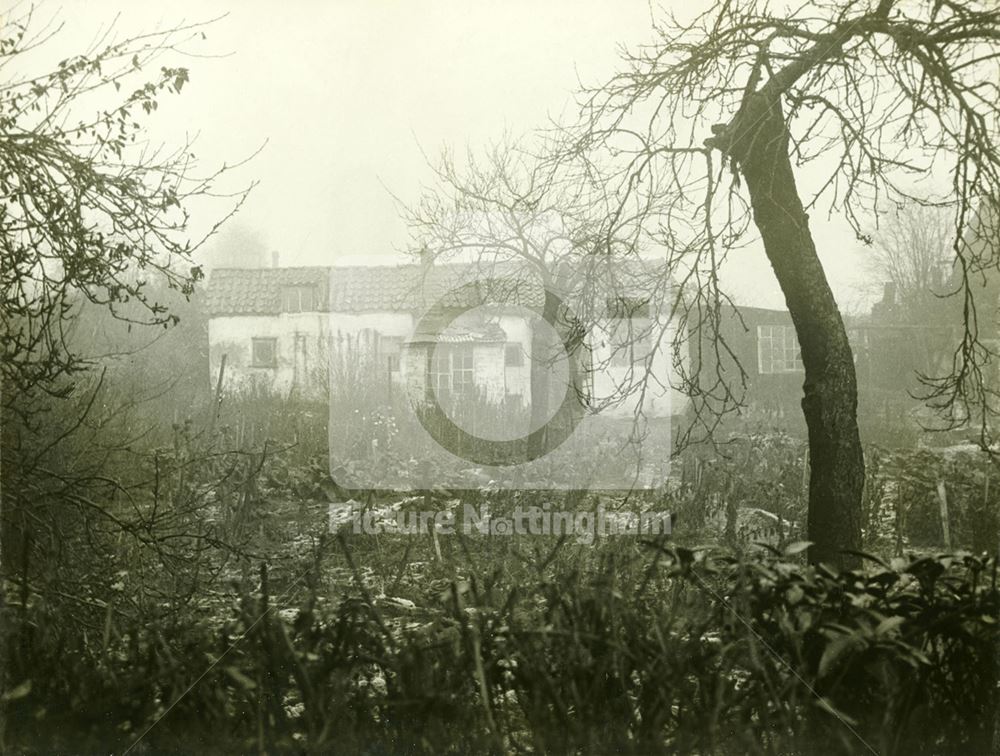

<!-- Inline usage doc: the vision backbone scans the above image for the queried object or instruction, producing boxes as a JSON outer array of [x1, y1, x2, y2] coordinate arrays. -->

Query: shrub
[[5, 543, 997, 754]]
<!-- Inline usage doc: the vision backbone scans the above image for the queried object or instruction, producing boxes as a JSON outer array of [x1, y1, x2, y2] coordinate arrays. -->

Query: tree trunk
[[708, 95, 864, 569]]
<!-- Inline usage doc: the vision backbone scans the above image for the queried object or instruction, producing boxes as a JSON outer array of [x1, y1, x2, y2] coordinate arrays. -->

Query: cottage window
[[505, 343, 525, 367], [427, 345, 451, 399], [453, 345, 475, 393], [757, 325, 802, 374], [281, 285, 316, 313], [427, 343, 475, 401], [251, 337, 278, 368]]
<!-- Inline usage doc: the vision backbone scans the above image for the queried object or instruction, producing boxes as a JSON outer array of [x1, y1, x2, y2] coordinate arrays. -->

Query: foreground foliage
[[5, 377, 998, 754], [5, 542, 997, 755]]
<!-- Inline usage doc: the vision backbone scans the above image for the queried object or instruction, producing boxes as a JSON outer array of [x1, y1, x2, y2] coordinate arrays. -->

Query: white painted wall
[[208, 312, 327, 397], [498, 313, 533, 399], [207, 303, 688, 417], [588, 318, 684, 419]]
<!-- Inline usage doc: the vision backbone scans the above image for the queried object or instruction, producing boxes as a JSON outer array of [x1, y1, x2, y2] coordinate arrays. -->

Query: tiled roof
[[205, 267, 331, 316], [205, 260, 672, 317], [206, 263, 545, 316], [410, 319, 508, 344], [327, 264, 496, 312]]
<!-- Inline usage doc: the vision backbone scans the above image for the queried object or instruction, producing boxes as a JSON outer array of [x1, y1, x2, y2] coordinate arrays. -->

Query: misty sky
[[47, 0, 875, 312]]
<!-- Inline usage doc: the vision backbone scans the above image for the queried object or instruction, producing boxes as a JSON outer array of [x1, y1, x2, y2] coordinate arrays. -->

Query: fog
[[44, 0, 876, 312]]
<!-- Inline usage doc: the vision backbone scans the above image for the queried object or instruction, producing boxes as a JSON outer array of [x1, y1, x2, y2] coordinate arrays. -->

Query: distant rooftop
[[205, 260, 672, 317], [206, 263, 540, 316], [206, 266, 329, 316]]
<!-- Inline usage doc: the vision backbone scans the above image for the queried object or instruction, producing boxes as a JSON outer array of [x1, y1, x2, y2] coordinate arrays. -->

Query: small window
[[757, 325, 802, 374], [427, 344, 453, 399], [281, 285, 316, 313], [251, 337, 278, 367], [453, 344, 475, 394], [426, 343, 475, 400], [505, 343, 525, 367]]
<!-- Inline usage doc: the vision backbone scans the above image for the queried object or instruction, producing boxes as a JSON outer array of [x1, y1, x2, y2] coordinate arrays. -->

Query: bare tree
[[561, 0, 1000, 568], [399, 133, 716, 485], [867, 202, 954, 322], [0, 9, 254, 745], [402, 137, 681, 460], [0, 7, 255, 420]]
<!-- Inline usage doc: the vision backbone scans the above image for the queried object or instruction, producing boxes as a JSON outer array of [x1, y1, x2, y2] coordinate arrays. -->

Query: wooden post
[[936, 480, 951, 551], [209, 353, 227, 436], [421, 456, 442, 561], [430, 512, 443, 562], [895, 483, 905, 558]]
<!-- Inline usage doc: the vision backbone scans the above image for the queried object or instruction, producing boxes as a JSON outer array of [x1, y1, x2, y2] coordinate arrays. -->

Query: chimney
[[272, 250, 280, 268], [419, 245, 433, 269]]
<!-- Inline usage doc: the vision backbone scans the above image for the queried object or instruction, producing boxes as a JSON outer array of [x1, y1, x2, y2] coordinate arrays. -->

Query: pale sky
[[37, 0, 874, 311]]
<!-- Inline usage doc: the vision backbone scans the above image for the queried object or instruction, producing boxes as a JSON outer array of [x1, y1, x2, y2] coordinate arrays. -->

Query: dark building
[[708, 295, 959, 443]]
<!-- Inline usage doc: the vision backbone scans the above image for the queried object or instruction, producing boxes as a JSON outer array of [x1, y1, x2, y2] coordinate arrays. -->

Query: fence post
[[936, 480, 951, 551], [209, 353, 228, 436]]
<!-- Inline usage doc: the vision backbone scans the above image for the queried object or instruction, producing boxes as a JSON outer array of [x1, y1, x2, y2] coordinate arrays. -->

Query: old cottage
[[204, 262, 686, 421]]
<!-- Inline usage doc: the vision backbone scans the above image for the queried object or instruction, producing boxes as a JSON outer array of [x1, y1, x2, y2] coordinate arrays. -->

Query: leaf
[[783, 541, 812, 556], [223, 666, 256, 690], [785, 585, 805, 605], [841, 549, 890, 569], [874, 616, 905, 636], [818, 634, 861, 679], [753, 541, 783, 556], [1, 680, 31, 702]]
